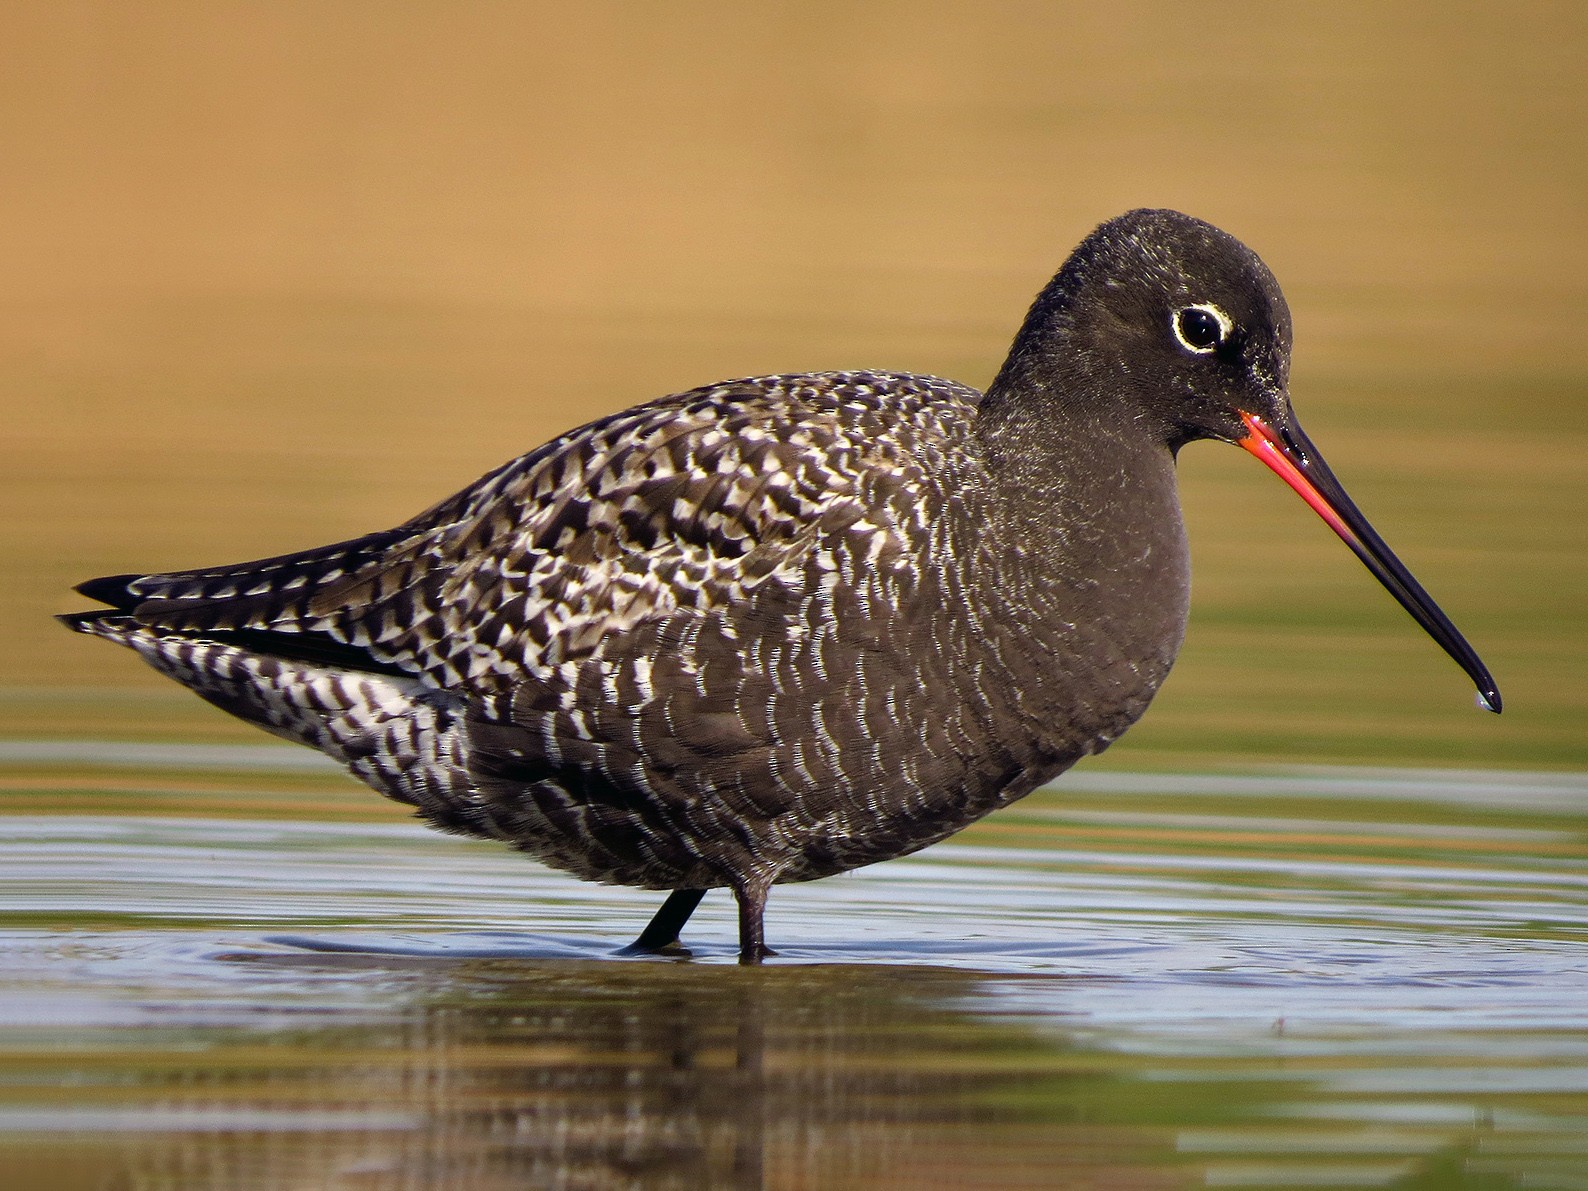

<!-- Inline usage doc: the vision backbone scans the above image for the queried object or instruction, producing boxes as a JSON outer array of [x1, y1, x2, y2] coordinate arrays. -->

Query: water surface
[[3, 745, 1585, 1189]]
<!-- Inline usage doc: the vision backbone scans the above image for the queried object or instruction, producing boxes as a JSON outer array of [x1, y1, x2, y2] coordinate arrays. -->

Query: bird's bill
[[1237, 411, 1502, 713]]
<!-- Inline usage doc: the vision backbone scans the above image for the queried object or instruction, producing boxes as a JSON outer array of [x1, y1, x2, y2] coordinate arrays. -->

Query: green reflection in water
[[7, 944, 1575, 1191]]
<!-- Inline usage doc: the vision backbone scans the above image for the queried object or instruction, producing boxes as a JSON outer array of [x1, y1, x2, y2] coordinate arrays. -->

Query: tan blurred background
[[4, 1, 1584, 768]]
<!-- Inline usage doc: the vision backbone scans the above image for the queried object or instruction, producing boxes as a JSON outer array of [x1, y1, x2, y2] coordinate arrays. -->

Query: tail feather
[[62, 516, 434, 678], [69, 524, 412, 627], [61, 608, 412, 680], [64, 611, 484, 835]]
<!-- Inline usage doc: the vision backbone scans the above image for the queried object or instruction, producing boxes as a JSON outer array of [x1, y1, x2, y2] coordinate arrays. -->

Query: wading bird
[[64, 210, 1501, 962]]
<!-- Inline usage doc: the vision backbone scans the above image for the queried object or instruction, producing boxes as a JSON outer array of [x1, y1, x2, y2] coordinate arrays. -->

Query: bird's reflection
[[112, 950, 1120, 1190]]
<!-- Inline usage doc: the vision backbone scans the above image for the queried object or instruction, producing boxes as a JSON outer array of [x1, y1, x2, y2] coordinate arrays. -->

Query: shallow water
[[3, 746, 1586, 1189]]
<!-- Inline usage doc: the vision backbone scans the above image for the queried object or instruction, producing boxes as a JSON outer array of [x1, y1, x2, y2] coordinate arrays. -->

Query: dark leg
[[734, 882, 776, 965], [626, 888, 707, 953]]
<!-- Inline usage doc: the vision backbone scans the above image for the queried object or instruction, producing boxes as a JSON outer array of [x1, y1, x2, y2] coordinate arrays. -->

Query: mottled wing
[[367, 371, 973, 687]]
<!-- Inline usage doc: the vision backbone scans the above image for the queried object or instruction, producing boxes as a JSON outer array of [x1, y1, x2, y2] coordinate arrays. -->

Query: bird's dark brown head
[[997, 208, 1295, 450], [993, 208, 1295, 449], [986, 208, 1501, 714]]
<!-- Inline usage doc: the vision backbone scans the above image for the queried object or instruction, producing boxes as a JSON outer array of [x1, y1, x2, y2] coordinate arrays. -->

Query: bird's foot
[[617, 938, 695, 959]]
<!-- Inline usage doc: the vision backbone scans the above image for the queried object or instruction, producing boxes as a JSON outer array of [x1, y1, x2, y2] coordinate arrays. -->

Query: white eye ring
[[1172, 303, 1233, 354]]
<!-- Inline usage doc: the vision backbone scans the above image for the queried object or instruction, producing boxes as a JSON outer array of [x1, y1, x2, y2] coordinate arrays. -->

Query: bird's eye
[[1173, 304, 1232, 353]]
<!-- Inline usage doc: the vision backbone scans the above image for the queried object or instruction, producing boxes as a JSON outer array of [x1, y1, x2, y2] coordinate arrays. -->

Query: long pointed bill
[[1238, 412, 1502, 714]]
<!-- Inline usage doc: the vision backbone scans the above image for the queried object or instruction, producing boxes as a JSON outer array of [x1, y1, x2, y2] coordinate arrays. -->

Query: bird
[[62, 209, 1501, 964]]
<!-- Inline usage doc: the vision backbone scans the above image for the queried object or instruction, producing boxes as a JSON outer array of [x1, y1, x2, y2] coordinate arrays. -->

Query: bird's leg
[[625, 888, 707, 953], [734, 881, 776, 965]]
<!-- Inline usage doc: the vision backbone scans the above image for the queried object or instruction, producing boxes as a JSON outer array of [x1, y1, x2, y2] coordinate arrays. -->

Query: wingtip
[[72, 574, 144, 610], [59, 565, 156, 636]]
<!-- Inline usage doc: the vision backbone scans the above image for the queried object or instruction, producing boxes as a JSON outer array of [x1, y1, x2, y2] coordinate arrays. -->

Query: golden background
[[4, 1, 1584, 768]]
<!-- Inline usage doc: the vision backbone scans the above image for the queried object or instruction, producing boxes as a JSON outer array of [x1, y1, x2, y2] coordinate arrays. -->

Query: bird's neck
[[970, 373, 1191, 752], [976, 371, 1180, 565]]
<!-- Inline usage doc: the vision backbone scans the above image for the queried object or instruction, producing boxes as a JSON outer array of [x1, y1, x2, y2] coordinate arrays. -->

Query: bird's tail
[[60, 608, 480, 835]]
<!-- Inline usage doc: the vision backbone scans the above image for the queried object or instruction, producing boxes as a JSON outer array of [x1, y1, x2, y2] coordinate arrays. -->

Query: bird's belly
[[463, 673, 1082, 893], [458, 521, 1188, 895]]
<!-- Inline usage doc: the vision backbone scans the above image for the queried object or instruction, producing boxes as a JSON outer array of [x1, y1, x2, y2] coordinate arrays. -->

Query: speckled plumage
[[68, 367, 1183, 890], [65, 209, 1499, 962]]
